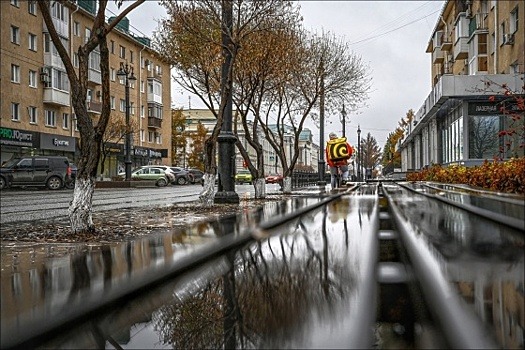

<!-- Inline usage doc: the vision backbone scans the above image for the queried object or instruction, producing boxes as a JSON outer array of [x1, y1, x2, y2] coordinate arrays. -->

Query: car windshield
[[1, 159, 20, 168]]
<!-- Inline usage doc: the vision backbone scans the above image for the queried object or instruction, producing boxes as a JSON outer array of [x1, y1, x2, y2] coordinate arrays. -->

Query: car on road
[[265, 174, 283, 184], [186, 168, 204, 185], [169, 167, 191, 185], [0, 156, 72, 190], [121, 167, 171, 186], [235, 170, 252, 184]]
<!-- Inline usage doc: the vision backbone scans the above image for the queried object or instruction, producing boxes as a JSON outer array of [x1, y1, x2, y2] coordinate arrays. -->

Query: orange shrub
[[406, 158, 525, 194]]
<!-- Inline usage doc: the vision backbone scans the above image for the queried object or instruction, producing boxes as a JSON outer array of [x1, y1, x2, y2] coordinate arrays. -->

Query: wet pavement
[[1, 183, 524, 349]]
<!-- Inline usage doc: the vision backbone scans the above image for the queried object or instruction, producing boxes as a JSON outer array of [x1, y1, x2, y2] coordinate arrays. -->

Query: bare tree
[[39, 0, 145, 233], [360, 132, 382, 172]]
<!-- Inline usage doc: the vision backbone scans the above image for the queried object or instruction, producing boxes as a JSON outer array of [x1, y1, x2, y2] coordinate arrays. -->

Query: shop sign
[[0, 127, 37, 147], [103, 142, 123, 154], [149, 149, 162, 158], [134, 148, 149, 157], [40, 133, 76, 152], [133, 147, 165, 158], [469, 101, 523, 115]]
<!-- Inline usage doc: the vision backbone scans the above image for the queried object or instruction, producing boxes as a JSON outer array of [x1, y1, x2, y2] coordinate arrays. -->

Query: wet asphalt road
[[0, 184, 276, 224]]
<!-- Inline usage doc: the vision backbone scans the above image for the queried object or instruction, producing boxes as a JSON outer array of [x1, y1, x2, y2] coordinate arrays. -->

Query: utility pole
[[317, 59, 326, 187], [341, 103, 347, 138]]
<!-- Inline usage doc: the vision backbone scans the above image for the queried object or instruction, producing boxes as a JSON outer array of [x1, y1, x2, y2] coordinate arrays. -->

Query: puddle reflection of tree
[[154, 204, 356, 349]]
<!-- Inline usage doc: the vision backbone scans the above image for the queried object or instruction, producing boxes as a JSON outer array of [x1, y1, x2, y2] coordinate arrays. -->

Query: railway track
[[2, 182, 523, 349]]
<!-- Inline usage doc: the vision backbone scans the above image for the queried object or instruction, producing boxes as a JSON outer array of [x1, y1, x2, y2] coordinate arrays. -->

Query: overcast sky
[[108, 1, 444, 148]]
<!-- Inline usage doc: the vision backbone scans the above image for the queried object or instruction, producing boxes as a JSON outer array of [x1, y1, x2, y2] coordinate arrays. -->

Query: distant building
[[399, 0, 524, 170], [1, 1, 171, 178], [177, 108, 319, 174]]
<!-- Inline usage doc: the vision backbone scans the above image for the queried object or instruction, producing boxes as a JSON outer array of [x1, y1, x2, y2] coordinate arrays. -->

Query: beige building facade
[[1, 0, 171, 178], [400, 0, 524, 170]]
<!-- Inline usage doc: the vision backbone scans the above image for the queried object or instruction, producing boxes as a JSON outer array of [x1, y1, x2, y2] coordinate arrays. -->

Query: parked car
[[118, 167, 170, 186], [235, 170, 252, 184], [186, 168, 204, 185], [0, 156, 71, 190], [265, 173, 283, 184], [165, 167, 189, 185]]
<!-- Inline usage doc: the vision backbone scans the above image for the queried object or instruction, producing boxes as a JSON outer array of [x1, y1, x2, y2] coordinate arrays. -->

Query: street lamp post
[[117, 62, 136, 181], [341, 103, 347, 138], [357, 125, 361, 182]]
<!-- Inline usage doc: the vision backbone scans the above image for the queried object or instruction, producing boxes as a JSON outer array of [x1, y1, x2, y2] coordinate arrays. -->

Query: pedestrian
[[326, 132, 352, 189]]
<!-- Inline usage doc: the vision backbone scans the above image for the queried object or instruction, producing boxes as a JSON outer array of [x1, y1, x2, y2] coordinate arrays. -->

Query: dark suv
[[0, 156, 71, 190]]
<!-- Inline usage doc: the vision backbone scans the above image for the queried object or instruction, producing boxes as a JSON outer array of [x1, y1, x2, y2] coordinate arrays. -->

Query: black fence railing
[[291, 171, 328, 188]]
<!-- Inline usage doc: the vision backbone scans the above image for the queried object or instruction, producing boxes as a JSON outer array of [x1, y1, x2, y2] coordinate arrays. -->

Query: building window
[[29, 70, 37, 87], [140, 129, 145, 142], [73, 114, 79, 131], [11, 26, 20, 44], [84, 27, 91, 44], [28, 33, 37, 51], [500, 22, 506, 45], [11, 103, 20, 121], [28, 1, 36, 15], [73, 53, 79, 67], [110, 68, 115, 81], [45, 110, 56, 127], [148, 131, 154, 143], [130, 50, 134, 63], [119, 45, 126, 59], [11, 64, 20, 83], [141, 105, 145, 118], [28, 106, 37, 124], [140, 80, 145, 93], [110, 40, 115, 54], [155, 132, 162, 144], [510, 7, 518, 34], [120, 99, 126, 112], [73, 21, 80, 36], [130, 102, 135, 115], [62, 113, 69, 129], [110, 96, 116, 110], [11, 0, 19, 7]]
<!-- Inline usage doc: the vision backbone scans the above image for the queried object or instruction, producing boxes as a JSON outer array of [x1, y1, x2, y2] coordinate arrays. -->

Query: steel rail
[[382, 185, 499, 349], [2, 188, 355, 350], [420, 182, 525, 206], [398, 182, 525, 232]]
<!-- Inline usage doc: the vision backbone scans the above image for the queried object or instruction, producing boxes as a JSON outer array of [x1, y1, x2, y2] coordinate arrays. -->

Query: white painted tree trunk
[[253, 178, 266, 198], [199, 173, 217, 207], [68, 177, 96, 233], [282, 176, 292, 194]]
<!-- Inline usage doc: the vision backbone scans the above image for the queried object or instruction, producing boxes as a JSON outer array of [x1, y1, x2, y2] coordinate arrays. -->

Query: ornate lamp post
[[357, 125, 361, 182], [117, 62, 136, 181]]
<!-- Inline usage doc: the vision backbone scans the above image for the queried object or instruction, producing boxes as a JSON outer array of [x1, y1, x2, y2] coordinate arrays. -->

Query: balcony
[[148, 117, 162, 129], [43, 17, 69, 39], [88, 68, 101, 85], [86, 100, 102, 114], [43, 53, 65, 70], [469, 13, 488, 36], [454, 37, 469, 60], [432, 47, 444, 64], [147, 92, 162, 104], [43, 88, 70, 107], [441, 35, 452, 51]]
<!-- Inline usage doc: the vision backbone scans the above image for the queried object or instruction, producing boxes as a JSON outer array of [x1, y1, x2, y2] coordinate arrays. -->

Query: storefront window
[[468, 115, 499, 159]]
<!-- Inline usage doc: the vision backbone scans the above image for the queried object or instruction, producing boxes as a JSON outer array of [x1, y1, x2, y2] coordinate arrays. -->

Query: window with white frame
[[11, 26, 20, 44], [130, 50, 134, 63], [62, 113, 69, 129], [491, 32, 495, 54], [45, 110, 56, 127], [51, 69, 70, 91], [73, 53, 79, 67], [11, 103, 20, 121], [73, 114, 79, 131], [11, 0, 19, 7], [155, 132, 162, 144], [130, 102, 135, 115], [28, 33, 37, 51], [120, 99, 126, 112], [28, 1, 36, 14], [73, 21, 80, 36], [140, 80, 145, 93], [140, 129, 145, 142], [500, 22, 506, 44], [110, 40, 114, 54], [51, 1, 68, 22], [110, 68, 115, 81], [510, 7, 518, 34], [11, 64, 20, 83], [141, 105, 145, 118], [28, 106, 37, 124], [110, 96, 116, 110], [119, 45, 126, 59], [29, 70, 37, 87], [148, 131, 155, 143], [85, 27, 91, 44]]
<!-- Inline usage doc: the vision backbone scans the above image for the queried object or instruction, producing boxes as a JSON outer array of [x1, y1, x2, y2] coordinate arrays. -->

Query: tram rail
[[2, 182, 523, 349]]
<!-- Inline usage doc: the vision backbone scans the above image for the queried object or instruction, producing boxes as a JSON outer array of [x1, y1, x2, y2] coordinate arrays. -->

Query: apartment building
[[178, 108, 319, 175], [400, 0, 524, 170], [1, 0, 171, 178]]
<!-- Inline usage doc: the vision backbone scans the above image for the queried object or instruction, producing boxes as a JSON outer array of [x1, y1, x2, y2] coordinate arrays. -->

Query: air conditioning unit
[[503, 33, 514, 45]]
